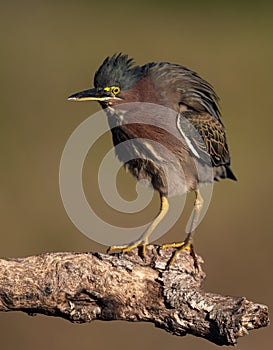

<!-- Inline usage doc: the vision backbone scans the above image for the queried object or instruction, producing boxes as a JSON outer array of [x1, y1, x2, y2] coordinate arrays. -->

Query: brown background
[[0, 1, 272, 349]]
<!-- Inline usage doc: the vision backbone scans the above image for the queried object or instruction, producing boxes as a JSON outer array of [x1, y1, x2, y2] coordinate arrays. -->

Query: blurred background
[[0, 0, 272, 349]]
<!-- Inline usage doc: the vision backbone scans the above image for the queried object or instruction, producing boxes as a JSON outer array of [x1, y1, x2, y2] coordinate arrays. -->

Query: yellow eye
[[112, 86, 120, 95]]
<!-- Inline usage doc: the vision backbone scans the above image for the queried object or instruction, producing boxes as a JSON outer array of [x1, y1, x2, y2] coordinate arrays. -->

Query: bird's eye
[[112, 86, 120, 95]]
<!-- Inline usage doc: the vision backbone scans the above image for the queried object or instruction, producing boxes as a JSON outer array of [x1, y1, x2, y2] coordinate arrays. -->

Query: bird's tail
[[214, 164, 237, 182], [225, 165, 237, 181]]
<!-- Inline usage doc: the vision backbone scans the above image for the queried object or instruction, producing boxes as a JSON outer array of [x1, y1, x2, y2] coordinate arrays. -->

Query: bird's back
[[142, 62, 237, 182]]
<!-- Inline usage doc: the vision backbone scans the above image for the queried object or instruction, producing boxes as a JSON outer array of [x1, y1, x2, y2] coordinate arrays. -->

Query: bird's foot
[[161, 241, 191, 250], [161, 239, 199, 270], [107, 239, 148, 258]]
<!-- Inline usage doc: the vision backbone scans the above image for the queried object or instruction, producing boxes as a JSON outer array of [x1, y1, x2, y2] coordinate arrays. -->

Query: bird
[[68, 53, 236, 266]]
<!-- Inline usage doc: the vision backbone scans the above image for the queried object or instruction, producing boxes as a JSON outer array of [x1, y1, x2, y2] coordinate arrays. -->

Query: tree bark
[[0, 245, 269, 346]]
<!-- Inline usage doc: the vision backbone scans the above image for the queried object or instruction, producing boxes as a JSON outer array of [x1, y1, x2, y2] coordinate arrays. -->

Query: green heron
[[68, 53, 236, 265]]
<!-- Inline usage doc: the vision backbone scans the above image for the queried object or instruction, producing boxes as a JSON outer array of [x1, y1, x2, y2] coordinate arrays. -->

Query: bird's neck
[[104, 106, 125, 129]]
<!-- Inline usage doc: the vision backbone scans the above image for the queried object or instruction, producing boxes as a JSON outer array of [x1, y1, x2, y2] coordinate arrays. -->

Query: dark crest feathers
[[94, 53, 143, 90]]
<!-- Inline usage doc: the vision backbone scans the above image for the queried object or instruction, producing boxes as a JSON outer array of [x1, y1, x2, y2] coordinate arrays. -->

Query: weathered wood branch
[[0, 246, 269, 346]]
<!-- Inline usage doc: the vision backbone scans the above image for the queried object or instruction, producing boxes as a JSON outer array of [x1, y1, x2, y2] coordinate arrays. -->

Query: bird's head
[[68, 53, 143, 107]]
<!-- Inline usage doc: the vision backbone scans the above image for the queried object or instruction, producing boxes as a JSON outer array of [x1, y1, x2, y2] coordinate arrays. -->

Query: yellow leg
[[162, 189, 204, 268], [107, 195, 169, 257]]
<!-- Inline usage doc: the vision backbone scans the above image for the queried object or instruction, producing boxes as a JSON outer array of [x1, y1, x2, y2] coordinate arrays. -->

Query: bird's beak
[[68, 88, 120, 102]]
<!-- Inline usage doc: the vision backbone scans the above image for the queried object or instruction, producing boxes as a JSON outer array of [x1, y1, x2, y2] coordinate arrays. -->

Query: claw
[[107, 240, 148, 258], [161, 241, 191, 250], [106, 245, 127, 254], [161, 238, 199, 270]]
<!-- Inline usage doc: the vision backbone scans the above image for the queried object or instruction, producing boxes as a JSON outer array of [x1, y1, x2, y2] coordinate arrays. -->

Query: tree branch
[[0, 246, 269, 346]]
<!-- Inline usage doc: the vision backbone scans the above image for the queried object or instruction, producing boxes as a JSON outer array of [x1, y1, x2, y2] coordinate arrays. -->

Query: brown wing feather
[[146, 62, 221, 119], [183, 112, 231, 167]]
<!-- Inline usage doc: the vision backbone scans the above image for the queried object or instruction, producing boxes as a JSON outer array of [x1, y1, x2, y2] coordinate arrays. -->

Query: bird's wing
[[178, 112, 231, 167], [145, 62, 221, 120]]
